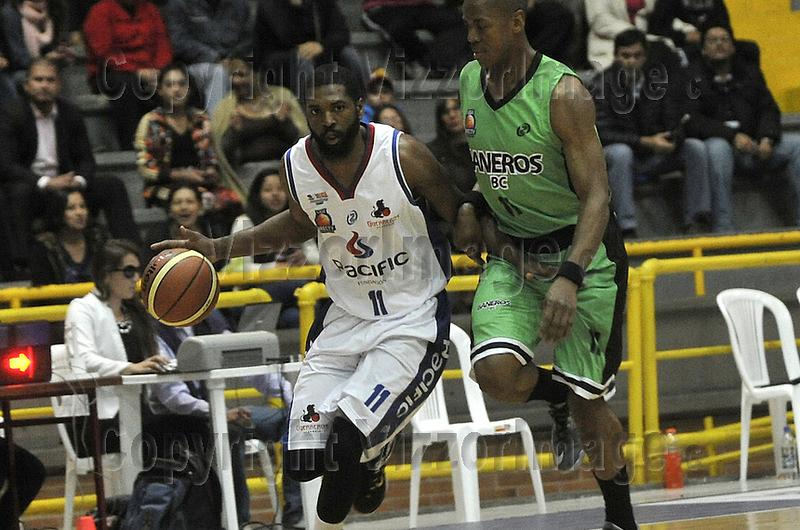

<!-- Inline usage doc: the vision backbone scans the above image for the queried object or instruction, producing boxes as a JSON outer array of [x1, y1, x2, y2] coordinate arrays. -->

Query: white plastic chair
[[408, 324, 546, 527], [244, 439, 280, 521], [50, 344, 122, 530], [716, 289, 800, 484]]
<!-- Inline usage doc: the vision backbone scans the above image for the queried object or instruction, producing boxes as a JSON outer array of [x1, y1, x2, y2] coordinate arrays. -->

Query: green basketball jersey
[[459, 54, 581, 237]]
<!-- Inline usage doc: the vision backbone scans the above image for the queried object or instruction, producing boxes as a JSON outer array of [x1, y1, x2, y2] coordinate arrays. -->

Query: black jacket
[[29, 226, 108, 286], [0, 95, 95, 185], [648, 0, 730, 48], [683, 58, 782, 143], [254, 0, 350, 71], [592, 62, 685, 151]]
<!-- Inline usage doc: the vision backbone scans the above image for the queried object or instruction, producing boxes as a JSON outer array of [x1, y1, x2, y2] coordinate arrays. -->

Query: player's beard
[[312, 117, 362, 160]]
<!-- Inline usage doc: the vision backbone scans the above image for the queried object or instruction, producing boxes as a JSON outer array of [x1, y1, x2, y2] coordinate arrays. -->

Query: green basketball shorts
[[470, 238, 628, 400]]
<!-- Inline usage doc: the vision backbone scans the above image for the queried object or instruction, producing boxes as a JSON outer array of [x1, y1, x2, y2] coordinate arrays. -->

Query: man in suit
[[0, 58, 139, 279]]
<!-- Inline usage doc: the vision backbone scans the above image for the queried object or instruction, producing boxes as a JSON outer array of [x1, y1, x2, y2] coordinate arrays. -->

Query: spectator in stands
[[362, 69, 395, 123], [427, 97, 475, 194], [1, 0, 72, 78], [0, 13, 17, 101], [211, 57, 307, 188], [135, 63, 244, 223], [163, 0, 252, 115], [150, 308, 304, 527], [648, 0, 729, 49], [586, 0, 652, 69], [254, 0, 367, 94], [648, 0, 760, 66], [594, 29, 712, 238], [142, 184, 228, 263], [373, 102, 412, 133], [29, 188, 108, 285], [0, 58, 140, 278], [64, 238, 169, 457], [0, 439, 46, 530], [362, 0, 471, 76], [83, 0, 173, 150], [684, 25, 800, 232], [525, 0, 576, 65], [227, 170, 319, 328]]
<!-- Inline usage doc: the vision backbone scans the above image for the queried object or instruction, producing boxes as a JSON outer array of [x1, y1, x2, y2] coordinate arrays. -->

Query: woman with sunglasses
[[63, 239, 168, 458]]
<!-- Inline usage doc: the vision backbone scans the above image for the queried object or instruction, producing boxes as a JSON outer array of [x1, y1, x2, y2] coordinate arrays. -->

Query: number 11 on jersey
[[368, 290, 388, 316]]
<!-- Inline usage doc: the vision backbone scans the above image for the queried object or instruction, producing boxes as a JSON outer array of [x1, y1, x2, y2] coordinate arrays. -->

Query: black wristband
[[462, 190, 491, 217], [556, 261, 585, 287]]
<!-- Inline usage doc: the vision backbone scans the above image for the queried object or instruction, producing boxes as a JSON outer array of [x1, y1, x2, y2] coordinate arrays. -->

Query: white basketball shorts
[[287, 291, 450, 460]]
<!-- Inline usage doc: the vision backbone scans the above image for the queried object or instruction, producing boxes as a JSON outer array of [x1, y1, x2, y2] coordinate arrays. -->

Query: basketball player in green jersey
[[455, 1, 635, 529]]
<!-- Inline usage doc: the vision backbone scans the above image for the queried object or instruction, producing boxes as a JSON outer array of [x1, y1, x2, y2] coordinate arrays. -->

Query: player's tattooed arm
[[206, 159, 316, 262], [397, 133, 465, 224], [151, 160, 315, 262], [236, 160, 318, 259]]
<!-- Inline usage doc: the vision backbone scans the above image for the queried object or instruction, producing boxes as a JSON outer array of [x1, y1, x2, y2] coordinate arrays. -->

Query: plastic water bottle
[[663, 427, 684, 489], [780, 425, 798, 479]]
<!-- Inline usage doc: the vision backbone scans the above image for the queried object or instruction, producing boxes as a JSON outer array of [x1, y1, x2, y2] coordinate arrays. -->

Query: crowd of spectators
[[0, 0, 797, 280]]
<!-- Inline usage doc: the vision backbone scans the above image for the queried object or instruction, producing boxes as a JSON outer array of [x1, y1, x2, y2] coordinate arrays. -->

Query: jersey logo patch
[[307, 192, 329, 206], [517, 123, 531, 136], [315, 209, 336, 233], [371, 199, 391, 218], [346, 231, 375, 259], [465, 109, 476, 137], [301, 404, 321, 423]]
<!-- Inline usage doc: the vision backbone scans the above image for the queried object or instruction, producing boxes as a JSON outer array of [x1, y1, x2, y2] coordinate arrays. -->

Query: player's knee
[[473, 355, 528, 402], [284, 448, 326, 482]]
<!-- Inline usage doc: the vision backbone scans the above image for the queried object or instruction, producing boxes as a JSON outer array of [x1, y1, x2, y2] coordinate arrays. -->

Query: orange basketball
[[141, 248, 220, 327]]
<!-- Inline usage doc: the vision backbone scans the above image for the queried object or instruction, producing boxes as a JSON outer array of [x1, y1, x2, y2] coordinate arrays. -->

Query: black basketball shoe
[[549, 401, 584, 471], [352, 439, 395, 514]]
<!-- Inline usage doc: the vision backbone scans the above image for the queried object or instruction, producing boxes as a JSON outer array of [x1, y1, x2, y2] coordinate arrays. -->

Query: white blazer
[[586, 0, 652, 70], [64, 291, 132, 419]]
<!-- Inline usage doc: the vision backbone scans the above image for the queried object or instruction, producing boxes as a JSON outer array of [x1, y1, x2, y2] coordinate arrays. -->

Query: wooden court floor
[[397, 482, 800, 530], [641, 506, 800, 529]]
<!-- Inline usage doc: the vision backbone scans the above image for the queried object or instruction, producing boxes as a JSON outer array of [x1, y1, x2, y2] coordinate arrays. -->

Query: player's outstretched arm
[[151, 159, 317, 263], [538, 75, 610, 343]]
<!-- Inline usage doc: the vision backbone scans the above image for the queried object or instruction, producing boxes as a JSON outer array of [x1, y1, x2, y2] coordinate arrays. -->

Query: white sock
[[315, 513, 345, 530]]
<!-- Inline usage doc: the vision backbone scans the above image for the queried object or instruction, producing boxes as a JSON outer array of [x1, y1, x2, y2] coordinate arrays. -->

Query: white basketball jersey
[[285, 123, 450, 320]]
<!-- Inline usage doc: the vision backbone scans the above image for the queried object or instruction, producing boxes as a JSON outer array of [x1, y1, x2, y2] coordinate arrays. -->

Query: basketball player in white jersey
[[153, 64, 466, 529]]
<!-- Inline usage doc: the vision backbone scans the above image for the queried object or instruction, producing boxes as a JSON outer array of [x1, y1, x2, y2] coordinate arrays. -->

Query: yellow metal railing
[[5, 230, 800, 308], [638, 249, 800, 481], [0, 288, 272, 324], [0, 267, 320, 309], [625, 230, 800, 296]]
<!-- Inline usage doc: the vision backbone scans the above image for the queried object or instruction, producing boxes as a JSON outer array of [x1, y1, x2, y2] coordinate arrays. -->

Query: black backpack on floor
[[120, 449, 222, 530]]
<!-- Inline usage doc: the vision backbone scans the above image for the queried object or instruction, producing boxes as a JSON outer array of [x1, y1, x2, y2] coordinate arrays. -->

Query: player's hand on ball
[[122, 355, 170, 375], [150, 226, 217, 263], [539, 278, 578, 343]]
